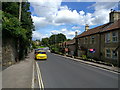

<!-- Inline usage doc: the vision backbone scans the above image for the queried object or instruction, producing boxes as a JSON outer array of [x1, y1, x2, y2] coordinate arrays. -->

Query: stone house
[[59, 39, 76, 56], [76, 11, 120, 66]]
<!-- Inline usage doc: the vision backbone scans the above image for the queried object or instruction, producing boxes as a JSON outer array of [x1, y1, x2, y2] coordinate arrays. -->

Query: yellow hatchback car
[[35, 50, 47, 60]]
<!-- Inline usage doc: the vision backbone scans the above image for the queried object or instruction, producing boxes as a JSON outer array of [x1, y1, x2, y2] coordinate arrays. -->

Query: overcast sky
[[28, 0, 118, 40]]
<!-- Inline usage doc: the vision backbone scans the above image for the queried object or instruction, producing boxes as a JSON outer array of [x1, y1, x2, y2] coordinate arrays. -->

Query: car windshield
[[38, 52, 46, 54]]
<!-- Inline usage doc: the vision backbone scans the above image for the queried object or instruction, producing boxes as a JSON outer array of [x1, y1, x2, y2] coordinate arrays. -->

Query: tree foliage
[[41, 38, 49, 46], [49, 33, 66, 45], [2, 2, 34, 60]]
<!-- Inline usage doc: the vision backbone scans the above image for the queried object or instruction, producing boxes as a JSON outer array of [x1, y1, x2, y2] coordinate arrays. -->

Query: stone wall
[[2, 37, 17, 67]]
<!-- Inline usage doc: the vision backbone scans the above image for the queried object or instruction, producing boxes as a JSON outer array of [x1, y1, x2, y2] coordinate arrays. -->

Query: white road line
[[53, 53, 119, 74], [36, 61, 44, 90], [31, 61, 34, 88]]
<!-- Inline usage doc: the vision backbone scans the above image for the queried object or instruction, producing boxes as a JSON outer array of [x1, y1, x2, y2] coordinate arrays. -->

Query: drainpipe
[[75, 36, 78, 57], [99, 32, 101, 61]]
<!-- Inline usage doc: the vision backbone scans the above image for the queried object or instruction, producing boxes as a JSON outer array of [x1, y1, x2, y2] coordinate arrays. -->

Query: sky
[[28, 0, 118, 40]]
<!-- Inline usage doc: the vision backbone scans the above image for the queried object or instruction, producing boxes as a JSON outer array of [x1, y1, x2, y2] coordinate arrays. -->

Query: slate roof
[[76, 19, 120, 38]]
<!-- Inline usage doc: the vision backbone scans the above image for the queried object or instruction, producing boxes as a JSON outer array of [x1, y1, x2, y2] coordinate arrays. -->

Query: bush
[[82, 55, 87, 60]]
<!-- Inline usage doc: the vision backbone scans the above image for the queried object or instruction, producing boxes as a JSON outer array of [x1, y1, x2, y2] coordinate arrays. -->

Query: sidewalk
[[2, 52, 34, 88]]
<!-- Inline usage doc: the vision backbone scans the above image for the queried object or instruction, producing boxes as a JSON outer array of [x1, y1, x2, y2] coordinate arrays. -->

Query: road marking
[[53, 53, 119, 74], [31, 61, 34, 88], [36, 61, 44, 90]]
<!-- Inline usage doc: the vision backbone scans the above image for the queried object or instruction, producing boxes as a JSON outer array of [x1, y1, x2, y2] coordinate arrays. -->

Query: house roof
[[62, 39, 75, 46], [76, 19, 120, 38], [66, 39, 75, 45], [102, 19, 120, 32], [76, 23, 111, 38]]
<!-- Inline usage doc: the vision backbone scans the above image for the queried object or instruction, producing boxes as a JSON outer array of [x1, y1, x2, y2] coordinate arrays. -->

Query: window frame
[[90, 36, 95, 44], [105, 48, 118, 59], [112, 31, 118, 42], [84, 37, 88, 44], [105, 33, 111, 43], [111, 49, 118, 59], [105, 48, 111, 58]]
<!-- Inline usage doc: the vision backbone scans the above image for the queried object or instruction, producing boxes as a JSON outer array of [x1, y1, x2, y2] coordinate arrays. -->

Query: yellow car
[[35, 50, 47, 60]]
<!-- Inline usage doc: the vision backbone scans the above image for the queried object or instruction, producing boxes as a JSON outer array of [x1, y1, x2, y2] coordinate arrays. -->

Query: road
[[36, 52, 118, 88]]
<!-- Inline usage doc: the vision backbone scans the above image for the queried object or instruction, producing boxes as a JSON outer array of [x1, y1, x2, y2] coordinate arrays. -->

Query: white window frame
[[105, 33, 111, 43], [105, 48, 111, 58], [111, 49, 118, 59], [112, 32, 118, 42], [105, 48, 118, 59], [84, 37, 88, 44], [90, 36, 95, 44]]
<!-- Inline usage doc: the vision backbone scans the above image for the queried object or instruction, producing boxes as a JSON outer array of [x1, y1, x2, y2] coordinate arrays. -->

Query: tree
[[2, 2, 34, 60], [56, 33, 66, 43], [49, 35, 56, 45], [41, 38, 49, 46], [49, 33, 66, 45]]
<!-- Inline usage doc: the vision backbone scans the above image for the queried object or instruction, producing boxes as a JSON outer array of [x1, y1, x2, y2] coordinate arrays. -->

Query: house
[[59, 39, 76, 56], [76, 11, 120, 66]]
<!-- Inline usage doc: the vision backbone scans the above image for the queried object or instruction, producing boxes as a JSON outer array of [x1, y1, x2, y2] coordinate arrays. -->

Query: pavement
[[2, 52, 33, 88]]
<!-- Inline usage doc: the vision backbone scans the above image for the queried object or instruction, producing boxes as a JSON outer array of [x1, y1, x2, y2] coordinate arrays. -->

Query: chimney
[[85, 24, 89, 31], [109, 10, 120, 23], [75, 31, 78, 37]]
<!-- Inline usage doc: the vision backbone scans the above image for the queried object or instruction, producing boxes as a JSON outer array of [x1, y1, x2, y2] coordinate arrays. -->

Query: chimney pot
[[109, 11, 120, 23], [85, 24, 89, 31], [75, 31, 78, 37]]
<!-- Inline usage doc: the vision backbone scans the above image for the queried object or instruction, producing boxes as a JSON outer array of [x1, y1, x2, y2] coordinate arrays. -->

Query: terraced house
[[76, 11, 120, 66], [59, 39, 76, 56]]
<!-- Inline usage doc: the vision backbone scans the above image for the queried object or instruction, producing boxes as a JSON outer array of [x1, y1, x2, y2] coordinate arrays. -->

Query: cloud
[[32, 31, 49, 40], [29, 0, 62, 17], [51, 28, 81, 39], [91, 2, 118, 24], [31, 2, 117, 28], [30, 1, 118, 40], [72, 26, 81, 29], [31, 16, 50, 30], [54, 9, 80, 24]]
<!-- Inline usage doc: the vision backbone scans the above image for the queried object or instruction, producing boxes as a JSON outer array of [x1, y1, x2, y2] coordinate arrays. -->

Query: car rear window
[[38, 52, 46, 54]]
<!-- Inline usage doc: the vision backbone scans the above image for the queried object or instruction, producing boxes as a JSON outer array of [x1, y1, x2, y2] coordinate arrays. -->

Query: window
[[112, 32, 118, 42], [78, 38, 81, 44], [112, 50, 118, 59], [106, 49, 111, 58], [91, 36, 95, 44], [105, 33, 111, 43], [84, 37, 88, 44], [105, 48, 118, 59]]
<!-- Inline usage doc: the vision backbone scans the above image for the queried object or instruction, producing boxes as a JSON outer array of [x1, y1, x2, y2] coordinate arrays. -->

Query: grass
[[36, 46, 46, 49]]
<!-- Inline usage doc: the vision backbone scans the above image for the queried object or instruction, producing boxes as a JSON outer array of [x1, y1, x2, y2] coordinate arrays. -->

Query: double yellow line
[[36, 61, 44, 90]]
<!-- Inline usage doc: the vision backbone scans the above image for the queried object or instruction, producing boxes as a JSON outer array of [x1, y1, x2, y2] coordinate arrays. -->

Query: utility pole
[[19, 0, 22, 22], [51, 33, 57, 53], [16, 0, 22, 62]]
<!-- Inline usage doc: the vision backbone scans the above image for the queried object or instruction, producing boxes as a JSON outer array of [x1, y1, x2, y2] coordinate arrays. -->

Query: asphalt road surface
[[36, 52, 118, 88]]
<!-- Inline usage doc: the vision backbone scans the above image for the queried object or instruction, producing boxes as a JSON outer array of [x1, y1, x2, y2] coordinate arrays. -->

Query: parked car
[[35, 50, 47, 60], [34, 48, 43, 54]]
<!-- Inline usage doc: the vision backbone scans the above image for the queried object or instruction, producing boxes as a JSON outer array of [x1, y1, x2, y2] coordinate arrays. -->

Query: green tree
[[49, 33, 66, 45], [41, 38, 49, 46], [2, 2, 34, 60], [49, 34, 56, 45], [56, 33, 66, 43]]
